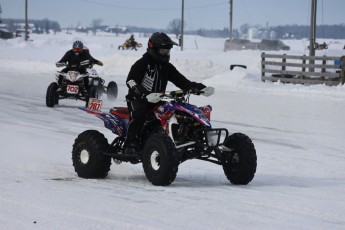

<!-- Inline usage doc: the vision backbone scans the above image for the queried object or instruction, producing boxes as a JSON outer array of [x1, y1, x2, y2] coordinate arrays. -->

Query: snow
[[1, 32, 345, 230]]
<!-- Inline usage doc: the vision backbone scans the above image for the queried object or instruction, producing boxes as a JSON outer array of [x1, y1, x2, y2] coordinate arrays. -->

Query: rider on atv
[[119, 34, 142, 51], [124, 32, 207, 155], [55, 40, 103, 90], [128, 34, 136, 48]]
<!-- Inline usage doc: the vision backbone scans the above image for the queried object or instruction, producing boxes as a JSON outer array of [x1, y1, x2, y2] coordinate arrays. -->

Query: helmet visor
[[158, 48, 171, 56]]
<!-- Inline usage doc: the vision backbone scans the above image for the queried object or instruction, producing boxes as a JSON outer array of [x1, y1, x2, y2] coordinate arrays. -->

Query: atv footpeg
[[103, 151, 142, 163], [195, 128, 229, 148]]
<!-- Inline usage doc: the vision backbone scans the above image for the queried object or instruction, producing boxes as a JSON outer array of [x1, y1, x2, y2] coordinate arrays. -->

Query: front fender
[[174, 104, 212, 127]]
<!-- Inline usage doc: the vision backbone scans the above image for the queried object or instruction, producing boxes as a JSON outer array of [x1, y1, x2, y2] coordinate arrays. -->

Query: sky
[[1, 0, 345, 30], [1, 33, 345, 229]]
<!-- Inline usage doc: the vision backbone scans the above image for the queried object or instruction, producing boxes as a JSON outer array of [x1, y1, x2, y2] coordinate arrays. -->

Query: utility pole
[[309, 0, 317, 71], [25, 0, 29, 41], [180, 0, 184, 51], [229, 0, 233, 39], [0, 3, 2, 23]]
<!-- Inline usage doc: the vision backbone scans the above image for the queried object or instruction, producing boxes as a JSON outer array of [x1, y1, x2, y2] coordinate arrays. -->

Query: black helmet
[[148, 32, 178, 49], [147, 32, 177, 63]]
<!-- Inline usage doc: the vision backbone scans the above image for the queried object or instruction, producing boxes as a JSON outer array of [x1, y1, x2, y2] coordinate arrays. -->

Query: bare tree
[[44, 18, 50, 34], [91, 18, 102, 35], [168, 19, 184, 38]]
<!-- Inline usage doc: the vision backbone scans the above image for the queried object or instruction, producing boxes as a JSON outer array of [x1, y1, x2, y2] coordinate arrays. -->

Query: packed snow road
[[1, 35, 345, 229]]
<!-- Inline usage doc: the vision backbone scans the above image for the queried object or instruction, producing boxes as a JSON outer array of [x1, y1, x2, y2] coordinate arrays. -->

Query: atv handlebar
[[56, 62, 67, 67], [146, 87, 214, 103], [56, 60, 90, 68]]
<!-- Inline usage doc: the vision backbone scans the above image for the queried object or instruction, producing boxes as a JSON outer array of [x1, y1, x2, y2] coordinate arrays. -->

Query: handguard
[[56, 62, 67, 67], [146, 93, 162, 103], [200, 87, 215, 97], [146, 87, 215, 103], [80, 60, 90, 66]]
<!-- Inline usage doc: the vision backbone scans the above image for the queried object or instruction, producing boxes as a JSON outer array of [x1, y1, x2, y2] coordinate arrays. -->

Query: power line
[[80, 0, 227, 11]]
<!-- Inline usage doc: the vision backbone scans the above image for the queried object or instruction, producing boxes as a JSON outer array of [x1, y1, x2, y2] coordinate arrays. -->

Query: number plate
[[88, 98, 103, 110], [67, 85, 79, 94]]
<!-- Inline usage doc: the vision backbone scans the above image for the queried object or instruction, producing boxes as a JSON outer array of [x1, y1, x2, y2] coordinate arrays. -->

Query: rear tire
[[86, 86, 98, 107], [107, 81, 118, 101], [222, 133, 257, 185], [142, 133, 179, 186], [46, 82, 58, 107], [72, 130, 111, 178], [90, 86, 98, 98]]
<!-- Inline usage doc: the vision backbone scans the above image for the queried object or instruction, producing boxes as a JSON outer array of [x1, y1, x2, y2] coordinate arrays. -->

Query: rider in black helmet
[[123, 32, 206, 155], [128, 34, 137, 50]]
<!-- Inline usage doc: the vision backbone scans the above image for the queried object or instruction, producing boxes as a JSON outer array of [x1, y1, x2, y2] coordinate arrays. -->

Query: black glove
[[97, 60, 103, 66], [189, 82, 206, 95], [127, 80, 149, 100], [133, 85, 149, 100], [195, 83, 206, 90]]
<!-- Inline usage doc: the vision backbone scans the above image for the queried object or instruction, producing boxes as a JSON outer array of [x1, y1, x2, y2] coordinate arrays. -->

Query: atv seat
[[110, 107, 130, 119]]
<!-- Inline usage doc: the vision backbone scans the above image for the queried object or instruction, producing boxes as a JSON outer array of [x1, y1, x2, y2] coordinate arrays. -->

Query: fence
[[261, 53, 345, 86]]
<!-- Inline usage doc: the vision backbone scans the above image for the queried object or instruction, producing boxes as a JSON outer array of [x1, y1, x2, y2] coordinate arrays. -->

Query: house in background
[[0, 23, 13, 39]]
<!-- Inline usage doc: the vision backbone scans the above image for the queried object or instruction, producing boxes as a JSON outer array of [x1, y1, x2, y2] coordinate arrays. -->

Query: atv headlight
[[207, 131, 218, 146], [207, 130, 227, 146]]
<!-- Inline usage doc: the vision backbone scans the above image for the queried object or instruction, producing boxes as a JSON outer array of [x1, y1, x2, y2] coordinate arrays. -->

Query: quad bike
[[86, 67, 118, 101], [46, 61, 118, 107], [118, 40, 142, 51], [72, 87, 257, 186]]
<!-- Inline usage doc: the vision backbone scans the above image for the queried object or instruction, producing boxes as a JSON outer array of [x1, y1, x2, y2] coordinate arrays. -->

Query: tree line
[[1, 18, 61, 34], [2, 17, 345, 39], [272, 24, 345, 39], [191, 24, 345, 39]]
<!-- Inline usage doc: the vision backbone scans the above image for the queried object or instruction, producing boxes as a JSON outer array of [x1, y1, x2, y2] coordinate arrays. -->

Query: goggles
[[73, 47, 82, 53], [158, 48, 171, 56]]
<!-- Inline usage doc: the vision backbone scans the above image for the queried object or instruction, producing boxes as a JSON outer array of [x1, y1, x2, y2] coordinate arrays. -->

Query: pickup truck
[[224, 39, 290, 51]]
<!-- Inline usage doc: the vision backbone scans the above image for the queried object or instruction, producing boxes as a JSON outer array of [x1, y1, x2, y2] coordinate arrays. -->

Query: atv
[[46, 61, 118, 107], [118, 40, 142, 51], [85, 67, 118, 101], [72, 87, 257, 186]]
